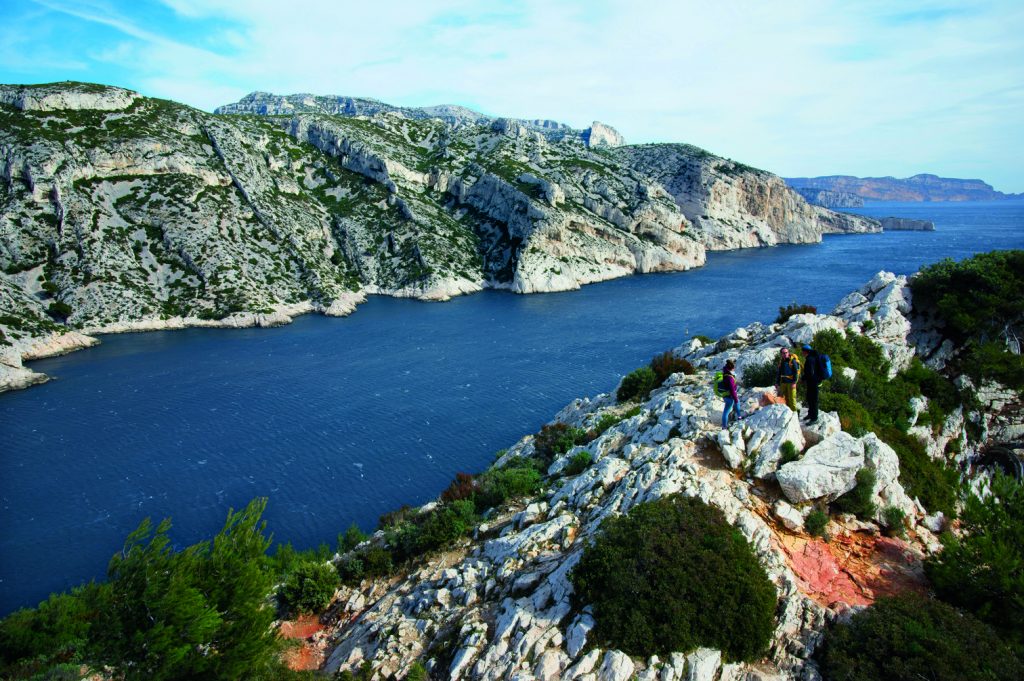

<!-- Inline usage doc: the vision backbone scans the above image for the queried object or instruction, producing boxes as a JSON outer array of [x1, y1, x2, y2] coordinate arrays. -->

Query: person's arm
[[729, 375, 739, 402]]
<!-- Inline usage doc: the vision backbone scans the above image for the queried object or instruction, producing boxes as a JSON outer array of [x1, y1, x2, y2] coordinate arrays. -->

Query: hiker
[[801, 344, 823, 423], [775, 348, 801, 411], [721, 359, 743, 429]]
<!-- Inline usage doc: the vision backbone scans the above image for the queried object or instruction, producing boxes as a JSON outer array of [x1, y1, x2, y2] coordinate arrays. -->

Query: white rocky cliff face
[[2, 82, 887, 392], [292, 272, 1015, 680]]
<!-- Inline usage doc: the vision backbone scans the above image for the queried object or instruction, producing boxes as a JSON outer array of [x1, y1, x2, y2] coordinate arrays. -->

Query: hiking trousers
[[806, 381, 820, 421], [722, 397, 742, 428], [779, 382, 797, 411]]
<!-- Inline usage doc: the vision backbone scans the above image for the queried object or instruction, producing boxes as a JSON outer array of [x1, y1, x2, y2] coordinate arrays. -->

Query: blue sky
[[2, 0, 1022, 192]]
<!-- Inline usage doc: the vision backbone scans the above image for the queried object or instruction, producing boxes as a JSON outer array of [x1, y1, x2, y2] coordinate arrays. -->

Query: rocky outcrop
[[785, 173, 1023, 202], [880, 217, 934, 231], [582, 122, 625, 148], [613, 145, 880, 250], [791, 187, 864, 208], [300, 270, 1013, 680]]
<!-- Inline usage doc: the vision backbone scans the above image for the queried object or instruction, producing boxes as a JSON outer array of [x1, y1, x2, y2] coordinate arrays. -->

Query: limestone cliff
[[614, 145, 880, 250], [786, 174, 1024, 202], [791, 187, 864, 209], [2, 82, 886, 391]]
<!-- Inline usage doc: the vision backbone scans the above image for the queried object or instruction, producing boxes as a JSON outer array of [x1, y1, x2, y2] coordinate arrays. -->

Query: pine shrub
[[564, 451, 593, 476], [281, 560, 340, 614], [805, 509, 829, 538], [742, 359, 777, 388], [570, 495, 776, 661], [650, 351, 695, 383], [818, 593, 1023, 681], [776, 303, 817, 324], [779, 440, 799, 465], [616, 365, 659, 402], [833, 468, 877, 519]]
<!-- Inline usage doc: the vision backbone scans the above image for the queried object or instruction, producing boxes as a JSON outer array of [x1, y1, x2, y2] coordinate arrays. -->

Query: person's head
[[801, 344, 812, 355], [780, 348, 790, 359], [724, 359, 736, 372]]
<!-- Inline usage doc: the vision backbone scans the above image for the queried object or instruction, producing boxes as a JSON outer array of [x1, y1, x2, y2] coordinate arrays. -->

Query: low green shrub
[[405, 662, 428, 681], [963, 340, 1024, 390], [833, 468, 877, 520], [818, 393, 874, 436], [693, 334, 714, 345], [805, 509, 829, 538], [776, 303, 817, 324], [281, 560, 340, 614], [570, 495, 776, 661], [564, 451, 593, 476], [741, 359, 777, 388], [882, 506, 906, 538], [474, 458, 543, 512], [879, 427, 958, 518], [925, 472, 1024, 654], [817, 593, 1023, 681], [338, 523, 368, 553], [779, 440, 799, 466], [533, 422, 588, 467], [650, 351, 695, 383], [616, 365, 659, 402]]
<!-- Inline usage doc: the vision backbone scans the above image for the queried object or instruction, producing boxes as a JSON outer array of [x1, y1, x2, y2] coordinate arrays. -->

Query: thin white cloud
[[4, 0, 1023, 190]]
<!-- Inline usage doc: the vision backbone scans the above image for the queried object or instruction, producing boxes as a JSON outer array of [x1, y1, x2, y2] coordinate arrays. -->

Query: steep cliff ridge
[[786, 174, 1024, 202], [615, 145, 880, 250], [2, 82, 882, 391]]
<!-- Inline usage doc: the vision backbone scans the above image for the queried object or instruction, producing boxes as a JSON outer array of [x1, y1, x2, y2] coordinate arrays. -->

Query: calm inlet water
[[2, 201, 1022, 614]]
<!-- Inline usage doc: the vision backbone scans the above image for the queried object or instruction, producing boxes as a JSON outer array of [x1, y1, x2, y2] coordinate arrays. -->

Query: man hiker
[[775, 348, 801, 411], [801, 344, 823, 423], [721, 359, 743, 429]]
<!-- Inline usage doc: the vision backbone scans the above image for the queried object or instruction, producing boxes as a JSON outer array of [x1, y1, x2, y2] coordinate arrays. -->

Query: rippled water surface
[[2, 200, 1022, 613]]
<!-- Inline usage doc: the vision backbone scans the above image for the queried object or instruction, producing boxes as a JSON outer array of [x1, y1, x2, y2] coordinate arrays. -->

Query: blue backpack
[[819, 354, 833, 380]]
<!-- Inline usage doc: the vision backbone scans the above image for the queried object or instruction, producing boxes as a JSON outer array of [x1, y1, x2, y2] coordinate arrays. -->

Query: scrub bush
[[925, 472, 1024, 654], [570, 495, 776, 661], [650, 351, 695, 383], [879, 427, 958, 518], [742, 359, 777, 388], [833, 468, 877, 519], [533, 422, 588, 466], [882, 506, 906, 538], [805, 509, 829, 538], [281, 560, 340, 614], [776, 303, 817, 324], [564, 451, 593, 476], [779, 440, 799, 465], [473, 458, 543, 512], [616, 365, 659, 402], [817, 593, 1023, 681]]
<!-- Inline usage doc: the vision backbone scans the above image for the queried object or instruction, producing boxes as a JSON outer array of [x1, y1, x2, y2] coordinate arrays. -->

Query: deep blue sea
[[1, 201, 1022, 615]]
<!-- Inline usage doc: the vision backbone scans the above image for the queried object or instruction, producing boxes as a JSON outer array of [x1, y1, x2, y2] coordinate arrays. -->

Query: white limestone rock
[[685, 647, 722, 681], [599, 650, 635, 681], [776, 432, 866, 503], [801, 411, 841, 446], [861, 433, 916, 519], [774, 500, 806, 532], [744, 404, 806, 479]]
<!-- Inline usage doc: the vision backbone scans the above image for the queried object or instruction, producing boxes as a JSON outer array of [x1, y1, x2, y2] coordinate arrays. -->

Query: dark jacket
[[777, 355, 800, 384], [802, 350, 823, 384]]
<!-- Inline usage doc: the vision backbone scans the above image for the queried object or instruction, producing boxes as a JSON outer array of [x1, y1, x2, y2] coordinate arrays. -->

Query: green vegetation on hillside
[[570, 495, 776, 661]]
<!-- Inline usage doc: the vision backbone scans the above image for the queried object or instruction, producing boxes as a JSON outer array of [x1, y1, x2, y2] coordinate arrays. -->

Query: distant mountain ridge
[[785, 174, 1023, 202]]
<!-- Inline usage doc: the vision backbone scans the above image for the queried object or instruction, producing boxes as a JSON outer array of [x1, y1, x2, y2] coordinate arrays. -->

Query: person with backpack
[[800, 344, 831, 423], [775, 348, 801, 411], [719, 359, 743, 429]]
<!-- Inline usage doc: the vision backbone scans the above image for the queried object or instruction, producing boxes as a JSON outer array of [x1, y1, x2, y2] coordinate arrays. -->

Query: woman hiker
[[721, 359, 743, 429], [775, 348, 801, 411]]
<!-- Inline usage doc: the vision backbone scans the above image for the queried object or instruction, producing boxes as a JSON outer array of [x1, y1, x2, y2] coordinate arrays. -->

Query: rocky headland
[[1, 81, 881, 392], [790, 188, 864, 209], [283, 268, 1022, 680], [785, 174, 1023, 203]]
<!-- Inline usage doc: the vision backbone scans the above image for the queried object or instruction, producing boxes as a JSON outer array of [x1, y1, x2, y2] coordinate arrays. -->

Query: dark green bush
[[742, 359, 777, 388], [779, 440, 799, 466], [564, 451, 593, 476], [879, 427, 958, 518], [818, 593, 1023, 681], [833, 468, 877, 519], [474, 458, 542, 512], [882, 506, 906, 538], [414, 500, 477, 553], [805, 509, 829, 537], [405, 662, 428, 681], [533, 422, 588, 467], [47, 301, 72, 319], [693, 334, 715, 345], [650, 351, 695, 383], [776, 303, 817, 324], [925, 472, 1024, 654], [818, 393, 874, 436], [338, 523, 368, 553], [963, 340, 1024, 390], [570, 495, 776, 661], [281, 560, 340, 614], [616, 365, 659, 402]]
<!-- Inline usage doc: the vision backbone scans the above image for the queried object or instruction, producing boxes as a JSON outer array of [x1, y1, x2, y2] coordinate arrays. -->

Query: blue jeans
[[722, 397, 741, 428]]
